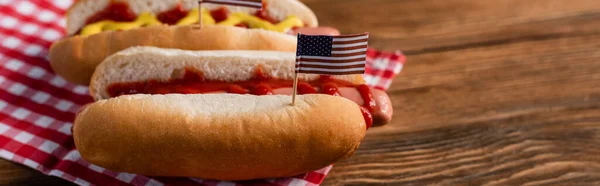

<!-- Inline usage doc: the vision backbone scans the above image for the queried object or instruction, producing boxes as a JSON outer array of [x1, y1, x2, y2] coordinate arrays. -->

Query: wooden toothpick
[[292, 72, 299, 106], [198, 0, 203, 29]]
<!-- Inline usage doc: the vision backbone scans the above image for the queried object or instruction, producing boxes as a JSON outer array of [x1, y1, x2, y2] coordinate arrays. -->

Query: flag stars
[[297, 34, 334, 57]]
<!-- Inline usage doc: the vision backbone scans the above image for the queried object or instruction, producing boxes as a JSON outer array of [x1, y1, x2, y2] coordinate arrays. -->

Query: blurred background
[[303, 0, 600, 185]]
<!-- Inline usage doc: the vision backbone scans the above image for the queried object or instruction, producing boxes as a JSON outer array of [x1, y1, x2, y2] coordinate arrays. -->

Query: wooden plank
[[323, 32, 600, 185], [0, 160, 72, 185], [303, 0, 600, 52]]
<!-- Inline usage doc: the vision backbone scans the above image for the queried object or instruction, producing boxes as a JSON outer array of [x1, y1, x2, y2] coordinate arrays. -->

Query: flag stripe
[[332, 45, 369, 51], [203, 0, 263, 4], [332, 33, 369, 38], [332, 39, 369, 45], [301, 54, 367, 61], [332, 42, 369, 48], [299, 58, 364, 63], [331, 48, 368, 54], [296, 67, 366, 73], [332, 35, 369, 42], [297, 64, 365, 69], [202, 0, 262, 8], [331, 51, 368, 57], [296, 71, 366, 75], [297, 61, 366, 67]]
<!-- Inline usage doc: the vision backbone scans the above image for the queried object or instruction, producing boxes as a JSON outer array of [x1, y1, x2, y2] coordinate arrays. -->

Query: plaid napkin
[[0, 0, 406, 185]]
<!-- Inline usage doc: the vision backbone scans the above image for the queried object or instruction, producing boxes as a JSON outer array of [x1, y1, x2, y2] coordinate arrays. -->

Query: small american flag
[[295, 33, 370, 75], [200, 0, 263, 9]]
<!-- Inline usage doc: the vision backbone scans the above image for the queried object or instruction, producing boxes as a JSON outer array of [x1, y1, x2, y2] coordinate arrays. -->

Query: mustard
[[80, 8, 304, 36], [80, 12, 161, 36], [216, 12, 304, 32], [176, 8, 215, 26]]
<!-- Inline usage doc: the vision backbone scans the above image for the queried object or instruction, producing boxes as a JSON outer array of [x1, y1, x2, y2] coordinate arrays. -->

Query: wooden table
[[3, 0, 600, 185]]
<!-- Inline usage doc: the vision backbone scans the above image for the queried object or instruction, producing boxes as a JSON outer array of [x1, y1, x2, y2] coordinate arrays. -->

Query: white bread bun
[[54, 0, 319, 85], [73, 94, 367, 180], [67, 0, 318, 35], [49, 25, 298, 85], [90, 46, 366, 100]]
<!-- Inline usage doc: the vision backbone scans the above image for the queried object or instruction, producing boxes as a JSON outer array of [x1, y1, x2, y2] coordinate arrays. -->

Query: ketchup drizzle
[[157, 4, 189, 25], [210, 7, 230, 23], [86, 2, 137, 24], [107, 68, 374, 129], [82, 2, 284, 34]]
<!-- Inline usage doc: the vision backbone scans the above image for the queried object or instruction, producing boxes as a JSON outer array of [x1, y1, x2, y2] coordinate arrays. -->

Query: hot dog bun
[[90, 46, 365, 100], [67, 0, 318, 36], [73, 94, 367, 180], [51, 25, 298, 85], [52, 0, 319, 85]]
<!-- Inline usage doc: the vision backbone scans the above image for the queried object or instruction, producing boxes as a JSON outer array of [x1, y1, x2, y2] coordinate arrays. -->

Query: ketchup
[[321, 83, 340, 96], [86, 2, 136, 24], [360, 107, 373, 129], [210, 7, 230, 23], [297, 82, 318, 94], [107, 68, 357, 97], [82, 2, 283, 34], [253, 1, 278, 24], [235, 23, 249, 28], [106, 68, 375, 129], [228, 85, 248, 94], [253, 83, 274, 95], [357, 84, 375, 112], [157, 5, 189, 25], [254, 9, 278, 24]]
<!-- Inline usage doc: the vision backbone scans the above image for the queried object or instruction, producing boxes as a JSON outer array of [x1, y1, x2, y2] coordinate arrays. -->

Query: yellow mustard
[[80, 12, 161, 36], [214, 12, 304, 33], [79, 8, 304, 36], [176, 8, 215, 25]]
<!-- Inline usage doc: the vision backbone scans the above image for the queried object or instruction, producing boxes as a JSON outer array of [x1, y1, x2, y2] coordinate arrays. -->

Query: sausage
[[126, 87, 392, 125], [371, 89, 393, 126], [272, 87, 393, 126]]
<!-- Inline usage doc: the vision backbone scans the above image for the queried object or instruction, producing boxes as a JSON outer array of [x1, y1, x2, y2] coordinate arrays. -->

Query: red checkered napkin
[[0, 0, 406, 185]]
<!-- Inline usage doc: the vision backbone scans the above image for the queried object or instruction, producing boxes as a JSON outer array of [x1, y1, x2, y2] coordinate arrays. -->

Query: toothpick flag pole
[[292, 33, 303, 105], [198, 0, 203, 28], [292, 72, 299, 105]]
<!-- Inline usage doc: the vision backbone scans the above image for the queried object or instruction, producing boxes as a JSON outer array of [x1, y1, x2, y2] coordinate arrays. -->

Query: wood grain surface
[[3, 0, 600, 185]]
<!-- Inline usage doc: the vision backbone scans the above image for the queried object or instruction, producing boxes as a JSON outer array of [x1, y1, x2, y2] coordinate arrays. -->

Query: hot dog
[[74, 94, 367, 180], [89, 46, 393, 126], [50, 0, 341, 85]]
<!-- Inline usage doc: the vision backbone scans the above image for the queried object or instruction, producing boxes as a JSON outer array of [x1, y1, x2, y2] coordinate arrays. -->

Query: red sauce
[[254, 9, 278, 24], [321, 83, 340, 96], [86, 2, 136, 24], [254, 67, 269, 80], [357, 84, 375, 113], [228, 85, 248, 94], [253, 1, 277, 24], [235, 23, 249, 28], [157, 4, 189, 25], [360, 107, 373, 129], [297, 82, 318, 94], [210, 7, 230, 23], [81, 1, 296, 35], [106, 68, 374, 128], [108, 69, 352, 97]]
